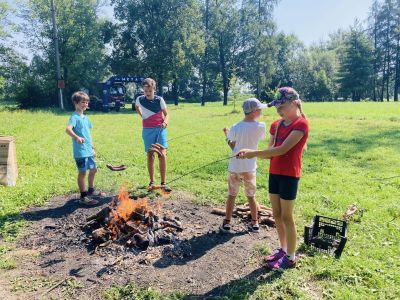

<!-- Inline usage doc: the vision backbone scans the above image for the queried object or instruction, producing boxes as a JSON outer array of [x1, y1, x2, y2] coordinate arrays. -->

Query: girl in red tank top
[[237, 87, 309, 269]]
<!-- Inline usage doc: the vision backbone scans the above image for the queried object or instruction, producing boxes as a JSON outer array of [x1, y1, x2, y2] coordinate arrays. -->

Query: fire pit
[[84, 187, 182, 251]]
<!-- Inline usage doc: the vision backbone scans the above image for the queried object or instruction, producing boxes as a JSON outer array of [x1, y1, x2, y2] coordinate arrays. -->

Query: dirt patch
[[0, 192, 279, 299]]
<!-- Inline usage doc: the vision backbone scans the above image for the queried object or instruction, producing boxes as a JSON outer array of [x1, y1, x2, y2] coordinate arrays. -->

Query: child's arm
[[135, 104, 142, 117], [65, 125, 85, 144], [223, 127, 236, 150], [268, 134, 274, 149], [162, 108, 169, 128], [237, 131, 304, 159]]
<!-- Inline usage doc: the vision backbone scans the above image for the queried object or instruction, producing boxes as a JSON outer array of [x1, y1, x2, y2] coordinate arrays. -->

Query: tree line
[[0, 0, 399, 108]]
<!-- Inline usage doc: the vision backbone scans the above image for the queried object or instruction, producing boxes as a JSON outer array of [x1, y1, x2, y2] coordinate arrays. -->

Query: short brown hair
[[71, 91, 89, 104], [143, 78, 156, 90]]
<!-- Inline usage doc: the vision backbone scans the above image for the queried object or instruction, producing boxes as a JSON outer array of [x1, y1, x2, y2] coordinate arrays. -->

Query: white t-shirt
[[228, 121, 266, 173]]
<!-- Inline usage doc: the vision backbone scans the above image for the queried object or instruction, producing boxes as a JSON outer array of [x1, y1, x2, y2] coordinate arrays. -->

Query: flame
[[107, 185, 160, 239], [115, 186, 149, 222]]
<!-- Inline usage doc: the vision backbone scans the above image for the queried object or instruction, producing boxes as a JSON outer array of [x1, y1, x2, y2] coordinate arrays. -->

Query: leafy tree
[[111, 0, 204, 104], [18, 0, 109, 107], [210, 0, 242, 105], [0, 1, 29, 104], [337, 23, 374, 101], [239, 0, 278, 100]]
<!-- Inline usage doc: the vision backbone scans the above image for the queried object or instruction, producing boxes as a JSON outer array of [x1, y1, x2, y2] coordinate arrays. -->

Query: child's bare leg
[[147, 151, 156, 182], [270, 193, 287, 251], [78, 172, 86, 193], [247, 196, 258, 224], [159, 149, 167, 183], [225, 195, 236, 221], [280, 199, 296, 257], [88, 168, 97, 189]]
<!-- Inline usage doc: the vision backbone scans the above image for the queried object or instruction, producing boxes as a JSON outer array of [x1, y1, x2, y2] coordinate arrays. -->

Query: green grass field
[[0, 101, 399, 299]]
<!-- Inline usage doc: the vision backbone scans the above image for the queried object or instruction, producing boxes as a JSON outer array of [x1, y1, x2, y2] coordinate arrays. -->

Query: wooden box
[[0, 136, 18, 186]]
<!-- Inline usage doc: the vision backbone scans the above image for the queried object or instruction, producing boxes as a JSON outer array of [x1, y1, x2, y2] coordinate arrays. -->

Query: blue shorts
[[75, 156, 97, 173], [142, 127, 168, 152]]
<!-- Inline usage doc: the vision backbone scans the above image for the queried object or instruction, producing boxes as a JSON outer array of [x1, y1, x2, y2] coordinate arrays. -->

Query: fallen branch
[[259, 216, 276, 227], [211, 208, 226, 216], [41, 277, 69, 296]]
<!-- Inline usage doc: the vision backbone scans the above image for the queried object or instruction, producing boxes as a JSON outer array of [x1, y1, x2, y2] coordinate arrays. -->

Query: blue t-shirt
[[68, 112, 94, 158]]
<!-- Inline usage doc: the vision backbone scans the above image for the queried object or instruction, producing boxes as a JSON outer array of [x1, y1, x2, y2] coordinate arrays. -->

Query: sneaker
[[79, 196, 98, 206], [147, 181, 155, 191], [88, 189, 106, 197], [219, 220, 232, 232], [160, 183, 172, 193], [268, 255, 297, 269], [248, 222, 260, 233], [264, 248, 286, 263]]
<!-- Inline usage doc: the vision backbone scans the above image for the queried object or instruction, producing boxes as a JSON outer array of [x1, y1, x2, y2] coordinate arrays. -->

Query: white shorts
[[228, 172, 257, 197]]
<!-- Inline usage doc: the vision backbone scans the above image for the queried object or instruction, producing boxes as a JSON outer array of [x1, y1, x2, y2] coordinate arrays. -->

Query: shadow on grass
[[0, 196, 112, 239], [153, 231, 247, 268], [20, 196, 111, 222], [184, 266, 283, 299]]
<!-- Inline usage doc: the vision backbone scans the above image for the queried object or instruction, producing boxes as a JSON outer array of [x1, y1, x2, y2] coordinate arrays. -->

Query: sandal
[[220, 219, 232, 232], [147, 181, 156, 191], [79, 196, 98, 206], [88, 189, 106, 197], [248, 220, 260, 232], [161, 182, 172, 193]]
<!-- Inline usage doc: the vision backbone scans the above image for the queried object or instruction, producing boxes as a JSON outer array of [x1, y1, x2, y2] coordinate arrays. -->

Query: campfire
[[85, 187, 181, 250]]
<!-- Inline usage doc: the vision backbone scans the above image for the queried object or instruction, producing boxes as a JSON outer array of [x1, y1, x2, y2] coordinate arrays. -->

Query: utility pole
[[50, 0, 64, 110]]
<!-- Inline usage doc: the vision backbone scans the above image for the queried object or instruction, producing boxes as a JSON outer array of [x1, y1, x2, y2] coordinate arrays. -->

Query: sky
[[274, 0, 373, 45], [6, 0, 374, 59]]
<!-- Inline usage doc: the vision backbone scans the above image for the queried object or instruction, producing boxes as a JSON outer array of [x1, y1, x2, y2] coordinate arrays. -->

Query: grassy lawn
[[0, 101, 399, 299]]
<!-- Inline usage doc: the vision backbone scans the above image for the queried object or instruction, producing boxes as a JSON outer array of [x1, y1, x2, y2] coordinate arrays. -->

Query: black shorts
[[268, 174, 300, 200]]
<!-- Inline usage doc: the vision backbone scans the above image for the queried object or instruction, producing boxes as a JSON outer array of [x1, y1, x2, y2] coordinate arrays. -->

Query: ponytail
[[294, 99, 306, 119], [294, 99, 307, 151]]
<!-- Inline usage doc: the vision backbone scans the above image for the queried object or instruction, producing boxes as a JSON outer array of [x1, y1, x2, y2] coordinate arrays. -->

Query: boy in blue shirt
[[65, 91, 98, 205]]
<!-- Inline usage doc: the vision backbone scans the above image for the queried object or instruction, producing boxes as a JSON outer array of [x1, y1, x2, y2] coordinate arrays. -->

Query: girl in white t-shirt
[[221, 98, 267, 232]]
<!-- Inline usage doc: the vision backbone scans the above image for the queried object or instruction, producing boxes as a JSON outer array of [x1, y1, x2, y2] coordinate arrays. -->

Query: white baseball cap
[[242, 98, 268, 114]]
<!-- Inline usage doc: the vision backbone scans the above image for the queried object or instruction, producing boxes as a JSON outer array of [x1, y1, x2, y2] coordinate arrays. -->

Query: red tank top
[[269, 117, 309, 178]]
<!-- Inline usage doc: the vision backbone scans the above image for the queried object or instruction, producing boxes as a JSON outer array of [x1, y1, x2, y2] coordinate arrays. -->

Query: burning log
[[86, 207, 112, 223], [160, 221, 183, 232], [131, 207, 146, 221], [134, 233, 150, 250], [86, 186, 182, 250], [92, 227, 111, 243], [163, 216, 182, 227]]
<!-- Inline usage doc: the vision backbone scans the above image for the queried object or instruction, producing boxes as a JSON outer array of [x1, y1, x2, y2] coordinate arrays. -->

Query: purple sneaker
[[264, 248, 286, 263], [268, 255, 297, 269]]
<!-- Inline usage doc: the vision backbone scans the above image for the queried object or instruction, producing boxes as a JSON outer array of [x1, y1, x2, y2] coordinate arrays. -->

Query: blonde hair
[[294, 99, 307, 151], [294, 99, 306, 119], [143, 78, 156, 90], [71, 91, 89, 104]]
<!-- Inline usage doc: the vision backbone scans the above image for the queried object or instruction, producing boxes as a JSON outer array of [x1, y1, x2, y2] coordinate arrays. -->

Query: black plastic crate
[[304, 215, 347, 258]]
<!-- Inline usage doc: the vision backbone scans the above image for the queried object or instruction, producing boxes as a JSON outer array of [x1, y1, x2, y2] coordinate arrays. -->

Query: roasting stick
[[167, 155, 237, 185]]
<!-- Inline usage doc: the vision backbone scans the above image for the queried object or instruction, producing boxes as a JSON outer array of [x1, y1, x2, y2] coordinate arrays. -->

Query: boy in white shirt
[[221, 98, 267, 232]]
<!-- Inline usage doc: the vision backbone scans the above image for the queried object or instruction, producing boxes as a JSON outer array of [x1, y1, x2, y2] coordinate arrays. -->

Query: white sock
[[282, 246, 287, 253], [287, 252, 296, 261]]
